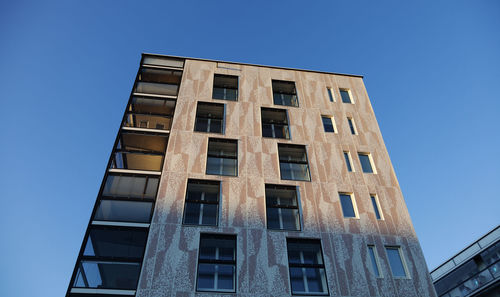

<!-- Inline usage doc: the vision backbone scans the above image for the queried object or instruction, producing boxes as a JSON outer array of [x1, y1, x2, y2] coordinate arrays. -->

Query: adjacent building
[[431, 225, 500, 297], [66, 54, 437, 296]]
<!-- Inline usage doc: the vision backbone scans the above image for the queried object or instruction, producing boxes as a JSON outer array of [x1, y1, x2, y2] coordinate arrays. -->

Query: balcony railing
[[440, 260, 499, 297]]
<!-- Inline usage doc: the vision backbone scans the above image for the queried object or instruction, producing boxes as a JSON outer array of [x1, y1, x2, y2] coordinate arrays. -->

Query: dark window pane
[[280, 163, 310, 181], [327, 88, 334, 102], [322, 116, 335, 133], [73, 261, 141, 290], [359, 154, 374, 173], [371, 196, 382, 220], [290, 267, 306, 293], [386, 248, 407, 277], [266, 208, 281, 229], [339, 193, 356, 218], [344, 152, 353, 172], [217, 265, 235, 290], [340, 89, 352, 103], [368, 246, 380, 277], [83, 227, 147, 259], [184, 202, 202, 225], [206, 157, 222, 175], [197, 264, 216, 290], [201, 204, 217, 225], [94, 200, 152, 223], [348, 118, 356, 134], [305, 268, 327, 293], [195, 118, 209, 132]]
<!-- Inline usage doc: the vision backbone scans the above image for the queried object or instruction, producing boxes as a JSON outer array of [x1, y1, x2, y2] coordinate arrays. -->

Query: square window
[[206, 138, 238, 176], [197, 234, 236, 292], [385, 247, 409, 278], [343, 152, 354, 172], [358, 153, 375, 173], [347, 117, 357, 135], [265, 185, 301, 231], [327, 88, 335, 102], [340, 89, 352, 103], [272, 80, 299, 107], [339, 193, 358, 218], [261, 107, 290, 139], [183, 179, 220, 226], [368, 245, 382, 278], [370, 194, 383, 220], [213, 74, 238, 101], [278, 144, 311, 181], [286, 239, 329, 295], [321, 116, 335, 133], [195, 102, 225, 134]]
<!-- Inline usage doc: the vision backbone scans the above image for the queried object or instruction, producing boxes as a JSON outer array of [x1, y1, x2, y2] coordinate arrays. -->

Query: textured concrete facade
[[135, 57, 437, 297]]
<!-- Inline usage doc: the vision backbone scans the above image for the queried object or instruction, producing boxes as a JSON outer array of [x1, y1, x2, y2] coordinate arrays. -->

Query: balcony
[[123, 96, 175, 131], [134, 67, 182, 97]]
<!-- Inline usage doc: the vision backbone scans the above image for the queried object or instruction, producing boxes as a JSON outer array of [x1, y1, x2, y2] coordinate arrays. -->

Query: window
[[278, 144, 311, 181], [72, 226, 147, 290], [327, 88, 335, 102], [358, 153, 375, 173], [385, 247, 409, 278], [287, 239, 328, 295], [343, 152, 353, 172], [368, 245, 382, 278], [195, 102, 224, 134], [339, 193, 358, 218], [340, 89, 352, 103], [272, 80, 299, 107], [206, 138, 238, 176], [265, 185, 301, 231], [370, 194, 383, 220], [183, 180, 220, 226], [213, 74, 238, 101], [261, 107, 290, 139], [347, 117, 357, 135], [321, 116, 335, 133], [197, 234, 236, 292]]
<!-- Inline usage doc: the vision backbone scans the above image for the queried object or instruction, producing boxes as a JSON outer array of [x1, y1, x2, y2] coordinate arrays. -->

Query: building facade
[[67, 54, 437, 297], [431, 225, 500, 297]]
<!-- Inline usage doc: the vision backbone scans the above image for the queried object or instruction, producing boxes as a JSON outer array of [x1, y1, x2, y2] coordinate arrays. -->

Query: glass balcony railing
[[440, 260, 500, 297], [123, 112, 173, 130], [135, 82, 179, 96]]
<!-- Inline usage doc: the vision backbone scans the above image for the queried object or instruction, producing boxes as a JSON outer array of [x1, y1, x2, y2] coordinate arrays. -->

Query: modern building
[[66, 53, 437, 297], [431, 225, 500, 297]]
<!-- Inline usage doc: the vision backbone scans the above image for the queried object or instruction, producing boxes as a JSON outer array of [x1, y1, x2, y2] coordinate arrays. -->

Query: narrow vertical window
[[368, 245, 382, 277], [272, 80, 299, 107], [385, 247, 408, 278], [183, 179, 220, 226], [197, 234, 236, 292], [339, 193, 358, 218], [327, 88, 334, 102], [321, 116, 335, 133], [287, 239, 329, 295], [370, 194, 383, 220], [340, 89, 352, 103], [358, 153, 375, 173], [206, 138, 238, 176], [195, 102, 225, 134], [265, 185, 301, 231], [347, 117, 357, 135], [343, 152, 353, 172], [278, 144, 311, 181], [213, 75, 238, 101]]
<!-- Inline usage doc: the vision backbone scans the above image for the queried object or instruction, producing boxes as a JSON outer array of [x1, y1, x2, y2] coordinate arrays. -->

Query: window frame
[[286, 238, 329, 296], [212, 74, 239, 101], [339, 88, 353, 104], [196, 233, 237, 293], [370, 194, 384, 220], [261, 107, 291, 139], [347, 117, 357, 135], [182, 179, 221, 227], [385, 246, 410, 279], [194, 101, 225, 134], [321, 115, 336, 133], [278, 143, 311, 182], [358, 152, 377, 174], [206, 138, 238, 177], [368, 245, 383, 278], [265, 184, 302, 231], [338, 192, 359, 219], [272, 80, 299, 107]]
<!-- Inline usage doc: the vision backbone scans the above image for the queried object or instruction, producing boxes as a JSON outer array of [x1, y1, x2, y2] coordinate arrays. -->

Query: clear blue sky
[[1, 1, 499, 296]]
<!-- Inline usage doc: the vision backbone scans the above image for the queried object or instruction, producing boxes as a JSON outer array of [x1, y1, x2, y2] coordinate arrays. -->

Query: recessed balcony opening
[[110, 132, 168, 171], [135, 67, 182, 96], [124, 96, 175, 130]]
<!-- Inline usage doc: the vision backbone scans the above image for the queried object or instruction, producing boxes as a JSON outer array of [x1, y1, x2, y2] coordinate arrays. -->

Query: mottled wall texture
[[136, 58, 437, 297]]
